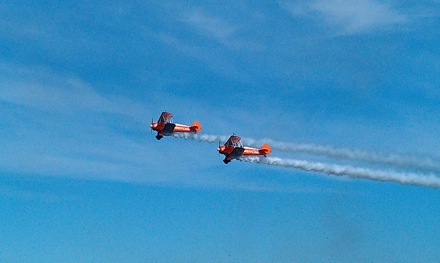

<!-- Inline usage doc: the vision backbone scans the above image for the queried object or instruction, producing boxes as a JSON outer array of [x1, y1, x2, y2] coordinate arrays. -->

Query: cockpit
[[158, 112, 173, 124], [225, 136, 243, 148]]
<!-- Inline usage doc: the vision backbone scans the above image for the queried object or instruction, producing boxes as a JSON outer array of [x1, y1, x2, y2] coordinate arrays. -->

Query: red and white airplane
[[218, 135, 271, 164], [150, 112, 201, 140]]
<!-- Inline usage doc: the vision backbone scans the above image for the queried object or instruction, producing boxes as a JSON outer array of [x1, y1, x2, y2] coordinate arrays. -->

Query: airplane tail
[[259, 143, 271, 156], [191, 121, 202, 132]]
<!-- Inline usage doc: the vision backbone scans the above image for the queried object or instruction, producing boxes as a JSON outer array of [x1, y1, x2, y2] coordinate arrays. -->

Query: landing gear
[[155, 132, 164, 140], [223, 159, 231, 164]]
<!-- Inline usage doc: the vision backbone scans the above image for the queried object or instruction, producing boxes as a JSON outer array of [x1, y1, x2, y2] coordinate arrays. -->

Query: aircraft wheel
[[156, 135, 163, 140]]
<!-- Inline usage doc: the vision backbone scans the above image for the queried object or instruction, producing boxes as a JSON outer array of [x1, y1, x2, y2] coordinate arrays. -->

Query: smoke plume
[[240, 156, 440, 189], [172, 133, 440, 188], [240, 138, 440, 173], [175, 133, 440, 172], [173, 132, 228, 143]]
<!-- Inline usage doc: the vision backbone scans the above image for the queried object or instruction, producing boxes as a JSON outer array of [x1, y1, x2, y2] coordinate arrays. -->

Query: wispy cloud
[[283, 0, 407, 35], [0, 64, 165, 183], [0, 185, 69, 201], [0, 63, 323, 193], [0, 64, 145, 122], [178, 8, 264, 51], [159, 33, 252, 82], [181, 9, 237, 41]]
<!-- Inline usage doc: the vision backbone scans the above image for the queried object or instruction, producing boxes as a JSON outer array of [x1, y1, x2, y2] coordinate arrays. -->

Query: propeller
[[218, 141, 221, 158], [150, 117, 153, 134]]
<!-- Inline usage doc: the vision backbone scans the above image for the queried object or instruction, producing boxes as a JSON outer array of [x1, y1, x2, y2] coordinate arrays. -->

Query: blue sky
[[1, 0, 439, 262]]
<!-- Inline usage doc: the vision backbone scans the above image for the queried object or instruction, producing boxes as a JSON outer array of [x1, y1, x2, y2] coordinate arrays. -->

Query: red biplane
[[218, 135, 271, 164], [150, 112, 201, 140]]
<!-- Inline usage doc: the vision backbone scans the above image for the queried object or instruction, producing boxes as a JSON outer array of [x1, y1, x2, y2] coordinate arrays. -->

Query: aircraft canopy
[[225, 135, 243, 147]]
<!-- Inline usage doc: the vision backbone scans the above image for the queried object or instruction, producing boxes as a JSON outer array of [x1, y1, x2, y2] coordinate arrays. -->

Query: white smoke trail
[[172, 133, 440, 174], [172, 132, 228, 143], [241, 138, 440, 173], [240, 156, 440, 189]]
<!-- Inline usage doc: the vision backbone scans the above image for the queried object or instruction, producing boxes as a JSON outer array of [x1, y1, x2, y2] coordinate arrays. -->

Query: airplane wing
[[230, 147, 245, 158], [162, 123, 176, 134]]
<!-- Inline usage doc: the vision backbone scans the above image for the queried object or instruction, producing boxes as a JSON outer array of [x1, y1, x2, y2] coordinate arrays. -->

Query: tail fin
[[260, 143, 271, 156], [191, 121, 201, 132]]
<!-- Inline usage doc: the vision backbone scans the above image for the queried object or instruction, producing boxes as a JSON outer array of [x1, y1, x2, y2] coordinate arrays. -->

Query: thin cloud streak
[[178, 7, 263, 51], [181, 9, 237, 40], [0, 68, 146, 123], [283, 0, 407, 34]]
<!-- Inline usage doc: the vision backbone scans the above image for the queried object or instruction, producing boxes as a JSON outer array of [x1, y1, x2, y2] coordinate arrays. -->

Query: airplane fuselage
[[150, 122, 200, 140], [218, 145, 269, 164], [218, 146, 265, 156]]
